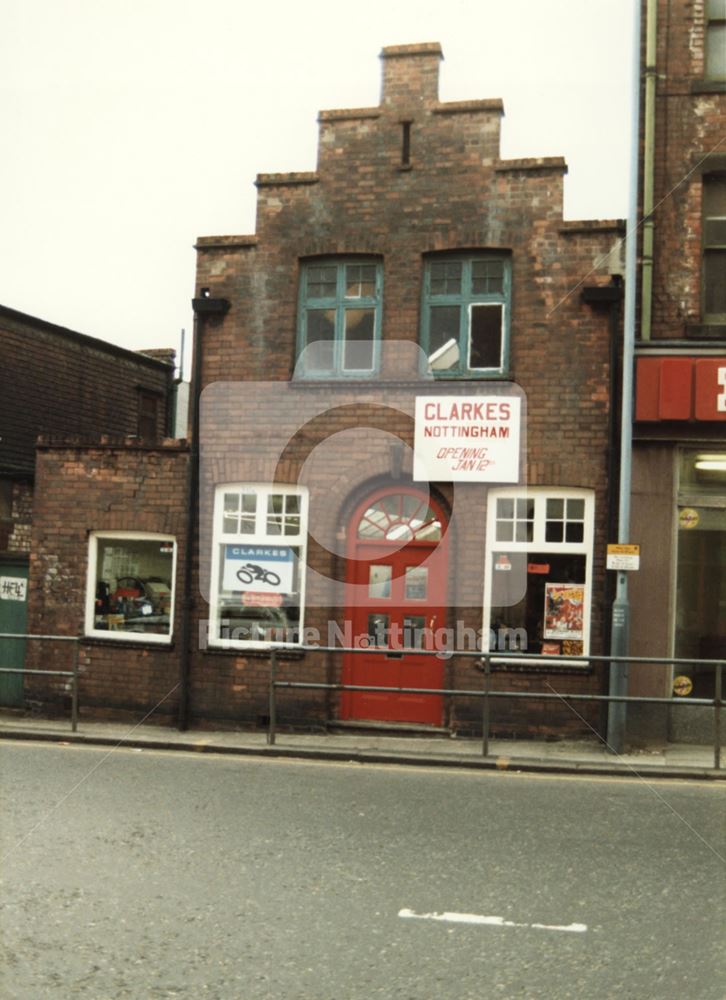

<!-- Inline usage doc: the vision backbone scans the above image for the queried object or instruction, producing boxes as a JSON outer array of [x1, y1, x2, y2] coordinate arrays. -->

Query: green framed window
[[421, 255, 511, 377], [703, 175, 726, 323], [297, 259, 382, 376], [706, 0, 726, 80]]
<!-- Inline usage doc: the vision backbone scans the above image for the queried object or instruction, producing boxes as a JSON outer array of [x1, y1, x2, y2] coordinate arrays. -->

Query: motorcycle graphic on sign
[[223, 546, 294, 594], [235, 563, 281, 587]]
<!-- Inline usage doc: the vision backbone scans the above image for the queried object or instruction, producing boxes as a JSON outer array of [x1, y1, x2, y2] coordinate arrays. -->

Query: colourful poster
[[544, 583, 584, 640]]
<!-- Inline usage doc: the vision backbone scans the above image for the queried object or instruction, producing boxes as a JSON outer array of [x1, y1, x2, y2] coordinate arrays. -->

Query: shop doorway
[[0, 556, 28, 707], [674, 451, 726, 700], [341, 488, 448, 725]]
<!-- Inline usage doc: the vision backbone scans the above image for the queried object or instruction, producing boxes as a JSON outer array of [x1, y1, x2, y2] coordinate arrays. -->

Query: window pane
[[704, 217, 726, 245], [241, 494, 257, 513], [306, 309, 336, 370], [516, 498, 534, 519], [403, 495, 423, 519], [471, 259, 504, 294], [224, 494, 239, 513], [567, 499, 585, 520], [268, 495, 283, 514], [403, 616, 427, 648], [547, 498, 564, 519], [498, 498, 514, 519], [93, 538, 174, 637], [706, 23, 726, 78], [286, 495, 300, 514], [469, 304, 503, 369], [405, 566, 428, 600], [307, 266, 337, 298], [415, 517, 442, 541], [515, 521, 533, 543], [343, 309, 375, 370], [704, 176, 726, 216], [704, 251, 726, 315], [223, 516, 238, 533], [707, 0, 726, 17], [217, 543, 301, 643], [566, 523, 585, 543], [369, 565, 392, 599], [496, 521, 514, 542], [430, 261, 462, 295], [368, 613, 390, 645], [346, 264, 375, 298], [546, 521, 564, 543], [429, 306, 461, 357]]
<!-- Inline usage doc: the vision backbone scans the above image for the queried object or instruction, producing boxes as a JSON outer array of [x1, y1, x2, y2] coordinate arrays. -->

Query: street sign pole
[[607, 0, 641, 755]]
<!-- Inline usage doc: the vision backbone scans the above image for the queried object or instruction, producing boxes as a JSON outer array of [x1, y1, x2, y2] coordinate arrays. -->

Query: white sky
[[1, 0, 635, 375]]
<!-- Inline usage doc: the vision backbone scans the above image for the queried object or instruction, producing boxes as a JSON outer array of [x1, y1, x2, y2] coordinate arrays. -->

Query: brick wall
[[644, 0, 726, 338], [0, 306, 174, 479], [185, 44, 624, 736], [0, 479, 32, 554], [25, 440, 188, 720]]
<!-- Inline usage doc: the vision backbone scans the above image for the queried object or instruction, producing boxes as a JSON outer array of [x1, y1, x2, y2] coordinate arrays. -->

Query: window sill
[[204, 643, 306, 660], [431, 370, 512, 381], [292, 372, 380, 383], [685, 323, 726, 340], [691, 80, 726, 94], [82, 635, 175, 651], [488, 657, 593, 675]]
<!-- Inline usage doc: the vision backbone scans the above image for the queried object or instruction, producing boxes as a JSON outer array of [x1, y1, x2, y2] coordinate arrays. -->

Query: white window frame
[[482, 487, 595, 662], [85, 531, 177, 644], [209, 484, 309, 650]]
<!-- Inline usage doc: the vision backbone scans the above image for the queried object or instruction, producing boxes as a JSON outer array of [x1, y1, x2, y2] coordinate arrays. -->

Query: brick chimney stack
[[380, 43, 443, 109]]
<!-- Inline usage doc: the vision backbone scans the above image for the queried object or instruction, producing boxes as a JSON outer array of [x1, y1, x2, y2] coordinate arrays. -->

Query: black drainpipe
[[580, 279, 623, 726], [178, 291, 230, 731]]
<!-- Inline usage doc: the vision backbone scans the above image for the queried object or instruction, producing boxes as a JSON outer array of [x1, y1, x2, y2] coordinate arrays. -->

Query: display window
[[483, 488, 594, 658], [674, 450, 726, 697], [85, 533, 176, 642], [209, 485, 308, 647]]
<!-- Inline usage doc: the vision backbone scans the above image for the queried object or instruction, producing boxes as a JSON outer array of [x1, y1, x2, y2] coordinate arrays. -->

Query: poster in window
[[223, 545, 294, 594], [543, 583, 584, 640]]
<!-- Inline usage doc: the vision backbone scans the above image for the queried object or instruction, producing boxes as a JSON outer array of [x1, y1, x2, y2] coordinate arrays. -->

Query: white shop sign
[[413, 396, 521, 483], [223, 545, 294, 594], [0, 577, 27, 601]]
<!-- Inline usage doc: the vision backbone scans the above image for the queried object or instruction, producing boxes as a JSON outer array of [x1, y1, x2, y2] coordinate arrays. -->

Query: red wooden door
[[341, 489, 448, 725]]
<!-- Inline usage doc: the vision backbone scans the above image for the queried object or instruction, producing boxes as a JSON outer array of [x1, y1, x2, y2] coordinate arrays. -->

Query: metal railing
[[267, 647, 725, 770], [0, 633, 79, 731]]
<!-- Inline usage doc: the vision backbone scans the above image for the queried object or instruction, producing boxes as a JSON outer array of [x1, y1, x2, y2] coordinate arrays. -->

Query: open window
[[422, 254, 510, 377], [208, 485, 308, 648], [483, 488, 594, 660], [86, 532, 176, 642]]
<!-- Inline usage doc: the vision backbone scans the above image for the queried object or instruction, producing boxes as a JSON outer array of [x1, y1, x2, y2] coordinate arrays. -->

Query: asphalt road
[[1, 741, 724, 1000]]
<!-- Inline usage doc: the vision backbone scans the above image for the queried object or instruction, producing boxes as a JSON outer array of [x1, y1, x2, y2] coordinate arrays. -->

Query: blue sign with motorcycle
[[223, 545, 294, 594]]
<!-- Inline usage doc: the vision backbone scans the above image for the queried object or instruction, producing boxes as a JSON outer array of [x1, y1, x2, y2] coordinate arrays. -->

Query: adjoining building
[[0, 304, 178, 709], [629, 0, 726, 742], [25, 44, 625, 737]]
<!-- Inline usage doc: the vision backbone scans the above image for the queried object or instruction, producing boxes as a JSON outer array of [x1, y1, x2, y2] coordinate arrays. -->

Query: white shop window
[[209, 484, 308, 648], [85, 532, 176, 643], [483, 488, 595, 660]]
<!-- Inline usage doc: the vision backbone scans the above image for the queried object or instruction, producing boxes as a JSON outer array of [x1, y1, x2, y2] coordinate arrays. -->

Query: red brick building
[[630, 0, 726, 740], [0, 305, 176, 707], [26, 44, 625, 737]]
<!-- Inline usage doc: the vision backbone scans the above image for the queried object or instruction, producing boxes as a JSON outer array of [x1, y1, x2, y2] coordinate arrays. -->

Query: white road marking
[[398, 908, 587, 933]]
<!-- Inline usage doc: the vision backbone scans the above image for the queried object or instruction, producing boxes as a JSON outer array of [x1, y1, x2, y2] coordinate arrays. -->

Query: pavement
[[0, 710, 723, 779]]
